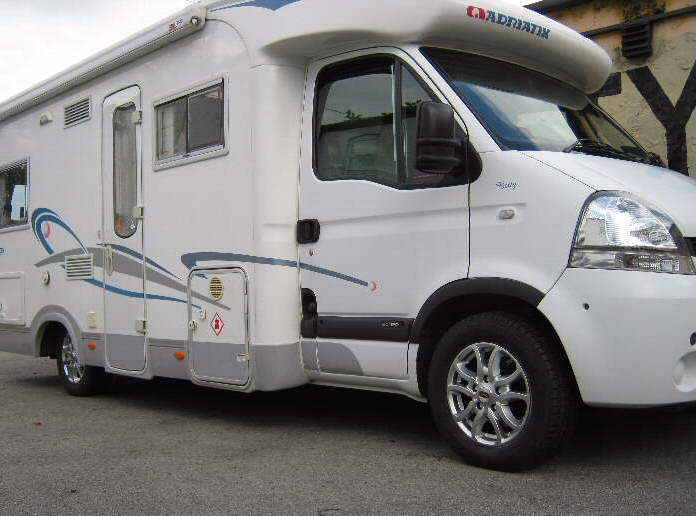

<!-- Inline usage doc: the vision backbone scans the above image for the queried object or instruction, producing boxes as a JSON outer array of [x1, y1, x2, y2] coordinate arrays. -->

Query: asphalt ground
[[1, 350, 696, 515]]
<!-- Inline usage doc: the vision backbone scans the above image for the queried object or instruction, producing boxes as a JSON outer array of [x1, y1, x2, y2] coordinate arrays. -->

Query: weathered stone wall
[[543, 0, 696, 176]]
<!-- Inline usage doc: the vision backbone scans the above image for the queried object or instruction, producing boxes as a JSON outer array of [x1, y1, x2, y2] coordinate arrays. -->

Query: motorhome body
[[2, 0, 696, 470]]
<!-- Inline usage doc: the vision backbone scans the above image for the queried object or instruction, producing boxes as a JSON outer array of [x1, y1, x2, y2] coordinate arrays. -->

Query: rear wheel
[[428, 312, 577, 471], [56, 331, 108, 396]]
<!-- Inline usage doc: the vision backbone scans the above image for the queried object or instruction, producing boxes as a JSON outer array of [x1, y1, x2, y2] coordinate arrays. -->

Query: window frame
[[153, 77, 228, 171], [0, 158, 30, 234], [312, 54, 468, 190]]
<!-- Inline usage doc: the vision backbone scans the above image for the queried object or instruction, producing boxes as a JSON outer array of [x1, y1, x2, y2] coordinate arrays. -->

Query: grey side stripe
[[36, 247, 229, 310], [182, 252, 369, 288]]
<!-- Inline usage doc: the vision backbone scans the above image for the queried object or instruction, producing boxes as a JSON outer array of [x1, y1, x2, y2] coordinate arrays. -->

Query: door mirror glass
[[415, 102, 464, 175]]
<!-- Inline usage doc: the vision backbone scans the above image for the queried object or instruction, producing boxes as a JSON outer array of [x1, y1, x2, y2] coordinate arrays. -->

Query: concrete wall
[[541, 0, 696, 176]]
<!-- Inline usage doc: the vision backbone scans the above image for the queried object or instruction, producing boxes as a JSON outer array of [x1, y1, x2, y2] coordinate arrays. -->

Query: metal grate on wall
[[64, 97, 91, 128], [65, 254, 94, 280], [622, 23, 653, 59], [209, 277, 224, 300]]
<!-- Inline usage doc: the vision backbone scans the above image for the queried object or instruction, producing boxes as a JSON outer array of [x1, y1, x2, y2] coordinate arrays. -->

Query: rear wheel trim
[[60, 334, 85, 385]]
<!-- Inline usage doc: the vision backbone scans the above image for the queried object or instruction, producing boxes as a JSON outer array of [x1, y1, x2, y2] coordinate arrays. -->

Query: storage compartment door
[[0, 272, 24, 325], [188, 268, 248, 385]]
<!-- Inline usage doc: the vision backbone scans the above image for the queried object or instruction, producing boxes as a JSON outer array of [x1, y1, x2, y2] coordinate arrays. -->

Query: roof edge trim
[[0, 5, 208, 123]]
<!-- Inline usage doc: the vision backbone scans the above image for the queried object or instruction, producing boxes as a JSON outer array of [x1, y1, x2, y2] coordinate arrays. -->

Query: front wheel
[[56, 332, 108, 396], [428, 312, 577, 471]]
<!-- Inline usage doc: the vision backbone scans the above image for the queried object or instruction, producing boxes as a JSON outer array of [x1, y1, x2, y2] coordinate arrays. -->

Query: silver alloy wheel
[[60, 334, 84, 384], [446, 342, 531, 446]]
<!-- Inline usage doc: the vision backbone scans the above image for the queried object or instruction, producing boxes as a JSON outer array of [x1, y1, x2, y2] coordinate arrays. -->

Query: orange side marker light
[[175, 351, 186, 361], [88, 342, 97, 350]]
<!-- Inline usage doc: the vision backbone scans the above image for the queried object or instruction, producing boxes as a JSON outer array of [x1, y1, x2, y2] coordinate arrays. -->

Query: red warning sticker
[[211, 313, 225, 336]]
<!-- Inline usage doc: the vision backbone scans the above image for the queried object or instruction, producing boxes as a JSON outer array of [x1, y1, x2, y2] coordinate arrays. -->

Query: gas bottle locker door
[[187, 268, 249, 385]]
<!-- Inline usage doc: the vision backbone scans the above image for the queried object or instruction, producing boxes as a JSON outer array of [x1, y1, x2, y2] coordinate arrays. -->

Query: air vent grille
[[209, 277, 224, 300], [64, 97, 91, 128], [65, 254, 94, 280], [622, 23, 652, 59]]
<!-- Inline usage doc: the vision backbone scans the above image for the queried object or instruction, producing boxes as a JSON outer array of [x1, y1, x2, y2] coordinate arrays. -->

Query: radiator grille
[[64, 97, 91, 128], [65, 254, 94, 280]]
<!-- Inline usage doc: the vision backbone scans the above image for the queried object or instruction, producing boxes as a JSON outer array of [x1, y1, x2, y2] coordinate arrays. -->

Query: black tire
[[428, 312, 577, 471], [56, 331, 109, 396]]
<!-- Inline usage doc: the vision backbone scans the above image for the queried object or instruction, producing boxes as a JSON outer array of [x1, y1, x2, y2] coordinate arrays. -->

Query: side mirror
[[416, 102, 464, 175]]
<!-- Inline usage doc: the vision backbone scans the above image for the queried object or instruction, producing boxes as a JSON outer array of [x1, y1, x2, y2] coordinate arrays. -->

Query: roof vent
[[64, 97, 91, 128], [65, 254, 94, 280], [622, 23, 653, 59]]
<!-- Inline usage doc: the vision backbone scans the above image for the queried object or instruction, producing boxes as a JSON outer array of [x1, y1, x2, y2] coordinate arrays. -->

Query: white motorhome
[[2, 0, 695, 470]]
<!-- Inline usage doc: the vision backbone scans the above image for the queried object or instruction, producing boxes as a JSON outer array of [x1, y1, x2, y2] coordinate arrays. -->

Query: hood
[[524, 151, 696, 237]]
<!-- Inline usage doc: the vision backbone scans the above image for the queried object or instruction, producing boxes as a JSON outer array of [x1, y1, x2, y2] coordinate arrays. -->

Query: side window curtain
[[315, 58, 399, 186], [113, 104, 138, 238], [0, 160, 29, 229], [314, 56, 453, 189]]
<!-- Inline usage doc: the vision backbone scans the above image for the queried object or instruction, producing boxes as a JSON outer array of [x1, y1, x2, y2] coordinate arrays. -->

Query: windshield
[[423, 48, 656, 165]]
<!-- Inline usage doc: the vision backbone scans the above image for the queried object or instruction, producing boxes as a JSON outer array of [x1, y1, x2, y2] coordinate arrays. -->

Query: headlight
[[570, 192, 695, 274]]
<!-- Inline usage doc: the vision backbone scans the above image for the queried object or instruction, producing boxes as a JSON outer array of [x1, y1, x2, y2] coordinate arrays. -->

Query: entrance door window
[[113, 104, 138, 238]]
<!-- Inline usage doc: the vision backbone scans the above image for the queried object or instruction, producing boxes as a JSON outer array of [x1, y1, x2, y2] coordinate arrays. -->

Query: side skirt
[[305, 343, 425, 402]]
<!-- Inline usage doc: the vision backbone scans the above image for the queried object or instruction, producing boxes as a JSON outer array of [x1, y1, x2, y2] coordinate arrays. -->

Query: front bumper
[[540, 268, 696, 407]]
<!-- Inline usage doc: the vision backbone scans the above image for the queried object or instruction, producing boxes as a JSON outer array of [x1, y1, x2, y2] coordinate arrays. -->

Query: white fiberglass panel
[[468, 151, 593, 294], [540, 268, 696, 406]]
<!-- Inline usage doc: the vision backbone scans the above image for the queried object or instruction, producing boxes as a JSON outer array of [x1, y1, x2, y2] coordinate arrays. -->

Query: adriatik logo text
[[467, 6, 552, 40]]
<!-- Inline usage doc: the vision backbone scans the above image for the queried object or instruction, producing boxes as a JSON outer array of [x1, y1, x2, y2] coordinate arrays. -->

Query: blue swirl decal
[[32, 208, 87, 256], [31, 208, 192, 306]]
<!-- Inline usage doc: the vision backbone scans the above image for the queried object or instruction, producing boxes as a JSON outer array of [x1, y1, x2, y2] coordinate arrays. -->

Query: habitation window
[[315, 56, 456, 189], [0, 160, 28, 230], [156, 82, 224, 162], [113, 104, 138, 238]]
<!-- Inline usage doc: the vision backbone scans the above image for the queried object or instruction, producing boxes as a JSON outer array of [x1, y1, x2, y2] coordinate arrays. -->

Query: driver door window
[[315, 56, 446, 189]]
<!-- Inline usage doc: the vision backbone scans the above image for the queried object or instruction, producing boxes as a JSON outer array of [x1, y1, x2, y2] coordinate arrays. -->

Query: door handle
[[105, 245, 114, 276], [297, 219, 321, 244]]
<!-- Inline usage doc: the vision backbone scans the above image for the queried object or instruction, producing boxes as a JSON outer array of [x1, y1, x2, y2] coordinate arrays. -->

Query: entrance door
[[188, 268, 249, 385], [102, 86, 146, 372], [299, 51, 470, 346]]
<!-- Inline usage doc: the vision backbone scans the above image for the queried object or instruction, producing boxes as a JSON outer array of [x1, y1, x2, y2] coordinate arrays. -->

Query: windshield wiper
[[564, 139, 663, 167], [563, 139, 635, 161]]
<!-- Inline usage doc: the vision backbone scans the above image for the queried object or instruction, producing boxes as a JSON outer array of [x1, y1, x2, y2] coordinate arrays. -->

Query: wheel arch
[[411, 278, 577, 398], [31, 306, 82, 359]]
